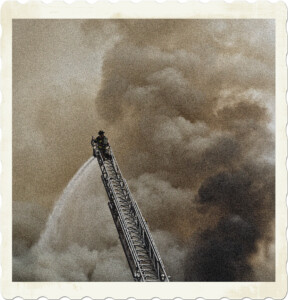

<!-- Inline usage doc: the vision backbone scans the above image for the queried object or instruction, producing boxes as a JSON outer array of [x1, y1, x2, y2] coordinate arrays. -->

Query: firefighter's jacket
[[95, 136, 109, 149]]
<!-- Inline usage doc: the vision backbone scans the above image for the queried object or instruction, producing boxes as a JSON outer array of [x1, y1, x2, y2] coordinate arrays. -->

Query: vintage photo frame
[[1, 1, 287, 299]]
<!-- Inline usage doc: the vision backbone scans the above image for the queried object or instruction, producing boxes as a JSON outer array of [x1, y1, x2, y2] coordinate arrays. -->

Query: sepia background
[[12, 19, 275, 281]]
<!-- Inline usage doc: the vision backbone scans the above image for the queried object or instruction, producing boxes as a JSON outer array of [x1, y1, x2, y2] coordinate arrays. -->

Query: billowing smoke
[[93, 19, 275, 281], [13, 19, 274, 281]]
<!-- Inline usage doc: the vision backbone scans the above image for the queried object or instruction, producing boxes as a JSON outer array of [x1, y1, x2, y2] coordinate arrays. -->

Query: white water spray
[[37, 157, 95, 250]]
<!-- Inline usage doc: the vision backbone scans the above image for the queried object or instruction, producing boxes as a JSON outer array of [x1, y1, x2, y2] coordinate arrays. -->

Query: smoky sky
[[13, 19, 275, 281]]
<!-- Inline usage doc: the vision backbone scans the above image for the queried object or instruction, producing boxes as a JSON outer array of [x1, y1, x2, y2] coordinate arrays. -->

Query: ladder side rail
[[118, 173, 169, 281], [109, 148, 169, 281], [95, 148, 146, 281], [130, 197, 169, 281]]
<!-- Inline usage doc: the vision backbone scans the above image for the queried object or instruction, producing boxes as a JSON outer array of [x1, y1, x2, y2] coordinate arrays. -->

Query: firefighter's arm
[[91, 136, 96, 146]]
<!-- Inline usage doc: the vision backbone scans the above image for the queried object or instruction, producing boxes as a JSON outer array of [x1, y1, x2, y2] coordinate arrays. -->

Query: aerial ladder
[[91, 138, 169, 282]]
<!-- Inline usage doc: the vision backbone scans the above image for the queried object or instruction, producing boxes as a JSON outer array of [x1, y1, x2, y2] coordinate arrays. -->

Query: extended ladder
[[91, 142, 169, 282]]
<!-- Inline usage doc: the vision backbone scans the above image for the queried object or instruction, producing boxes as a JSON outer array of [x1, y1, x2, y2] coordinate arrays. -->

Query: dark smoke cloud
[[13, 19, 275, 281], [185, 215, 259, 281], [185, 162, 275, 281], [197, 163, 275, 232]]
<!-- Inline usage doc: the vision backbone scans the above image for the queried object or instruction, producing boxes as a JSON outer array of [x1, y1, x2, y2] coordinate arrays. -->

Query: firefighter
[[93, 130, 111, 160]]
